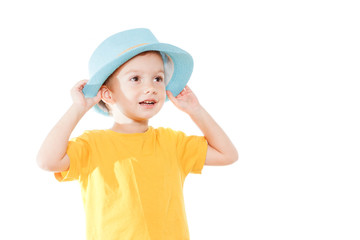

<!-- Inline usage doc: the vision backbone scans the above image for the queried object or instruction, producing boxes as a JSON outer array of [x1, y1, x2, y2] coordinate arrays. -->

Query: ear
[[100, 85, 114, 104]]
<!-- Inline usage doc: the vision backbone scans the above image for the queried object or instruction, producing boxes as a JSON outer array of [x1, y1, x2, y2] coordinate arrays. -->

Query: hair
[[97, 51, 163, 116]]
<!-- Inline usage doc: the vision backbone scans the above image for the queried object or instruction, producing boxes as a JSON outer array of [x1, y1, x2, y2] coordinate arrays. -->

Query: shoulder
[[70, 129, 111, 144], [76, 129, 107, 138], [153, 127, 186, 139]]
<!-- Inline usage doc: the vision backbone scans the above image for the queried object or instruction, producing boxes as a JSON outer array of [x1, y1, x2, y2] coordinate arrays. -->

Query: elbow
[[225, 149, 239, 165], [36, 152, 56, 171], [37, 151, 69, 172], [36, 154, 50, 171], [233, 150, 239, 163], [230, 154, 239, 165]]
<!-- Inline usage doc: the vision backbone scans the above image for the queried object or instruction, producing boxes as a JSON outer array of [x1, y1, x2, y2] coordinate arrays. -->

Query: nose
[[144, 82, 157, 95]]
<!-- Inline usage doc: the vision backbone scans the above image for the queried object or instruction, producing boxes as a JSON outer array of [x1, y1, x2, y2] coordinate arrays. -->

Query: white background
[[1, 0, 359, 239]]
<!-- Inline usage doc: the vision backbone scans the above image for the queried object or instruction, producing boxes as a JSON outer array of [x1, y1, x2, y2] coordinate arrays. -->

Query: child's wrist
[[70, 103, 88, 117], [187, 105, 205, 119]]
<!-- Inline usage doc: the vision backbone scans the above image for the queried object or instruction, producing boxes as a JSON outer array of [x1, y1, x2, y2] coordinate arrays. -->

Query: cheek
[[157, 84, 166, 99], [118, 85, 137, 101]]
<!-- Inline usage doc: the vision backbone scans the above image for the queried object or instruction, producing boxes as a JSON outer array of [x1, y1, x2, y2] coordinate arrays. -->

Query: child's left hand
[[167, 86, 201, 116]]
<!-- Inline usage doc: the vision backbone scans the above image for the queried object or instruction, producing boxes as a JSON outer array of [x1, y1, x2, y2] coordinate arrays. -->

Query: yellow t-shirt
[[55, 127, 207, 240]]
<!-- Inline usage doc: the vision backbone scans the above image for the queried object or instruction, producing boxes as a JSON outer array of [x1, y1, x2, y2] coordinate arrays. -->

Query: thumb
[[166, 90, 178, 104], [89, 90, 102, 105], [94, 90, 102, 102]]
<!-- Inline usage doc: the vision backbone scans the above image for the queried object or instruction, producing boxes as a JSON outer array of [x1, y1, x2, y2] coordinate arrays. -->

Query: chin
[[129, 105, 163, 122]]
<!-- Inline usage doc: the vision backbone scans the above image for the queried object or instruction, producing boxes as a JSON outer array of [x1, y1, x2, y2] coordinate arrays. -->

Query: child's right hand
[[71, 80, 101, 113]]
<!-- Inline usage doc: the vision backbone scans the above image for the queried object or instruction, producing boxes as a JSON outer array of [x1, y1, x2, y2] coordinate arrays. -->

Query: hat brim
[[83, 43, 193, 116]]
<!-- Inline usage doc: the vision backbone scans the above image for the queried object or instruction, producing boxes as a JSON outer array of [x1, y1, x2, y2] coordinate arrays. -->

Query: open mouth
[[139, 100, 157, 105]]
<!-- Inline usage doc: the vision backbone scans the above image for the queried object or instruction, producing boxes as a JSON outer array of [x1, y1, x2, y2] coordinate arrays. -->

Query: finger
[[94, 90, 101, 100], [90, 91, 102, 105], [184, 85, 194, 95], [178, 89, 186, 96], [72, 79, 88, 91], [179, 85, 191, 96], [77, 79, 88, 86], [79, 79, 89, 89], [166, 90, 178, 104]]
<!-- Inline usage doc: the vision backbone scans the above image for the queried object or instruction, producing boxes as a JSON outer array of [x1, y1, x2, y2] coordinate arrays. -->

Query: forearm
[[166, 86, 238, 164], [37, 104, 86, 169], [189, 106, 238, 163]]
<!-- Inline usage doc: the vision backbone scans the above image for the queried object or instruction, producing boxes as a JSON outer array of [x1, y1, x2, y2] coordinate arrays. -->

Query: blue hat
[[83, 28, 194, 116]]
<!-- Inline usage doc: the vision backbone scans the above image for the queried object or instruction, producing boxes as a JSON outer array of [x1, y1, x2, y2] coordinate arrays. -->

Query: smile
[[138, 99, 158, 108], [139, 100, 156, 105]]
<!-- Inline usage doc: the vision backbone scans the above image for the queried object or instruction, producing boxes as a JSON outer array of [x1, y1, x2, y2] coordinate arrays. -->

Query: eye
[[130, 76, 139, 82], [154, 76, 164, 82]]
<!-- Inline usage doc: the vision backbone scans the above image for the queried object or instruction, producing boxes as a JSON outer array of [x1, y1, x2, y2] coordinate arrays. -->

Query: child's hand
[[167, 86, 201, 116], [71, 80, 101, 112]]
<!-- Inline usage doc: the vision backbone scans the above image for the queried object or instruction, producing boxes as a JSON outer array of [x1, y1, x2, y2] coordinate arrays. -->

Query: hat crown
[[89, 28, 159, 77]]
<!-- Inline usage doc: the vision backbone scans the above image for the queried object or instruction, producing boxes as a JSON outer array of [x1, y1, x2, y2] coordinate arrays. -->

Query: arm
[[167, 86, 238, 166], [36, 80, 101, 172]]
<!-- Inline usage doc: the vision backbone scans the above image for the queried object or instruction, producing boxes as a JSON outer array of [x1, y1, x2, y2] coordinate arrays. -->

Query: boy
[[37, 28, 238, 240]]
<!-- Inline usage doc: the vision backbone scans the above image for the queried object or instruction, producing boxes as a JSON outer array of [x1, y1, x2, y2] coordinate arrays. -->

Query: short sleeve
[[176, 131, 208, 176], [54, 132, 90, 182]]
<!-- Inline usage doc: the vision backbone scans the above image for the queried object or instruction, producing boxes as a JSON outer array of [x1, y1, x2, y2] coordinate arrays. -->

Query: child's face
[[105, 52, 166, 122]]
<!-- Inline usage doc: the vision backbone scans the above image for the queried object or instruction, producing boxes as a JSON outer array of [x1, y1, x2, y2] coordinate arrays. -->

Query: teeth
[[141, 101, 155, 104]]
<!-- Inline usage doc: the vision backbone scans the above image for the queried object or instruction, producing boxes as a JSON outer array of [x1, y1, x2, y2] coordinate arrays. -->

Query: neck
[[110, 106, 151, 133], [110, 121, 149, 134]]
